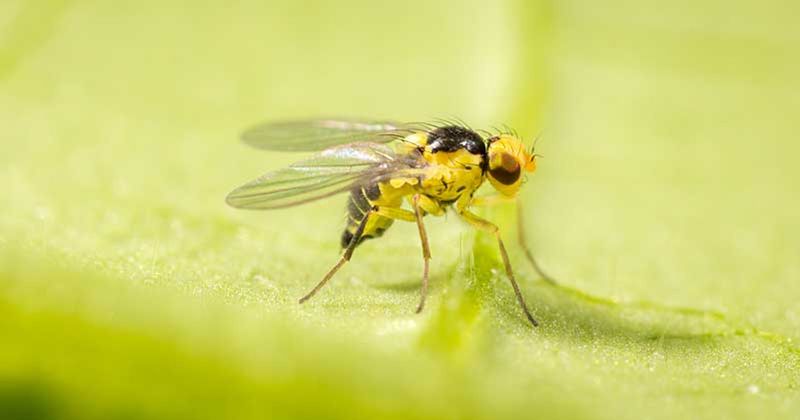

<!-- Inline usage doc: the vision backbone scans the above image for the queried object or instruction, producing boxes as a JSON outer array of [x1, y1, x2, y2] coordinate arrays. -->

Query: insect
[[226, 118, 551, 326]]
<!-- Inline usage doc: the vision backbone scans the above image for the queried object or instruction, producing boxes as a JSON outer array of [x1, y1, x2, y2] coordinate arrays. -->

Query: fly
[[226, 118, 550, 327]]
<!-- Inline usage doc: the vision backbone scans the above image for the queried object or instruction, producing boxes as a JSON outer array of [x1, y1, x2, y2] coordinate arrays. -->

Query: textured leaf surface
[[1, 1, 798, 419]]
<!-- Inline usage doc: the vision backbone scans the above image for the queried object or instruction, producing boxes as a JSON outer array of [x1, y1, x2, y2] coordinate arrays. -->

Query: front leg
[[456, 207, 539, 327], [515, 200, 556, 285], [470, 195, 555, 284]]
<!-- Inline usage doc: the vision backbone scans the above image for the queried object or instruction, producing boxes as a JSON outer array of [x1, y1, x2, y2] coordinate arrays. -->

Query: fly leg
[[300, 203, 436, 315], [299, 207, 375, 304], [515, 200, 556, 285], [470, 195, 555, 285], [374, 200, 434, 314], [411, 195, 432, 313], [456, 207, 539, 327]]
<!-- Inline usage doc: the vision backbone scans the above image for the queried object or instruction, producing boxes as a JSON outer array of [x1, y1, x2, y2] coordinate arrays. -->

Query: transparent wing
[[226, 142, 423, 210], [241, 118, 422, 152]]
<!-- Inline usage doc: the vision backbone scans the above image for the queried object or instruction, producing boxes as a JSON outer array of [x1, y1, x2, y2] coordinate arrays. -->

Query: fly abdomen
[[340, 183, 391, 248]]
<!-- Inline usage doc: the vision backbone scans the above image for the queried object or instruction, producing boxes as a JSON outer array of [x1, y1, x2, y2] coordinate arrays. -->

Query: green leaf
[[1, 1, 798, 419]]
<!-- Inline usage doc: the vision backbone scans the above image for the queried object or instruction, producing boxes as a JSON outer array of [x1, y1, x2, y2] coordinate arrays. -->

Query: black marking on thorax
[[427, 126, 487, 156]]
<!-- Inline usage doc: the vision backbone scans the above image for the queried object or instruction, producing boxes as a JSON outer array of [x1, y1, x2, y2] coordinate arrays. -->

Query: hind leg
[[299, 202, 434, 310], [299, 207, 375, 303]]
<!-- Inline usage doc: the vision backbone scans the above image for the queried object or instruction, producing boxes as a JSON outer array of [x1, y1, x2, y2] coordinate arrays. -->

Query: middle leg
[[372, 203, 434, 314], [411, 195, 432, 313]]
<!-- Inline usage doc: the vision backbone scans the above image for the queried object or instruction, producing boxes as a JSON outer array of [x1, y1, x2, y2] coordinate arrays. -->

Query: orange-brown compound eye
[[489, 153, 521, 185]]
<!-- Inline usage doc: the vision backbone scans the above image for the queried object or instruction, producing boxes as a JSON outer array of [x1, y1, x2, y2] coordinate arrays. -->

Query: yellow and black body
[[341, 126, 487, 248], [226, 119, 544, 326]]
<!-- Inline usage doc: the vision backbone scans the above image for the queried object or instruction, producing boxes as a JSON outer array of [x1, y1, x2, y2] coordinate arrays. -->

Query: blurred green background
[[1, 1, 798, 419]]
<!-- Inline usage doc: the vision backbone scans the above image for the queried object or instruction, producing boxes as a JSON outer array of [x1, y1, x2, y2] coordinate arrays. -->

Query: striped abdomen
[[340, 183, 395, 248]]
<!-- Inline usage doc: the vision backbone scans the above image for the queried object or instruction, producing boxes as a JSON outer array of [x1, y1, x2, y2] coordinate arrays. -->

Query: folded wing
[[240, 118, 421, 152], [226, 142, 421, 209]]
